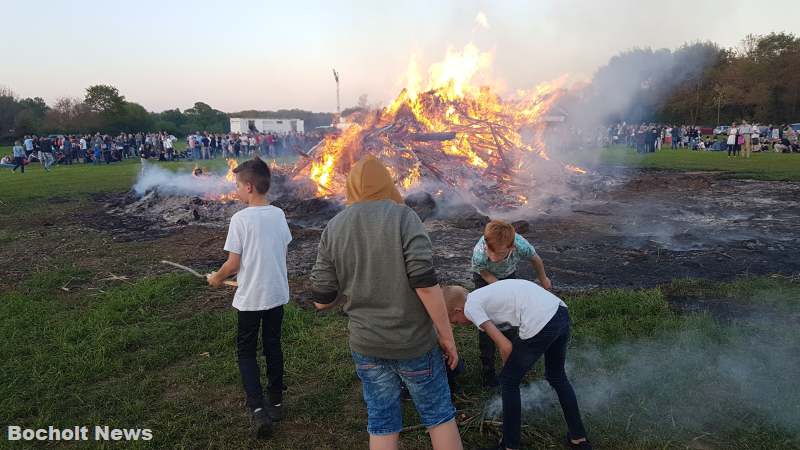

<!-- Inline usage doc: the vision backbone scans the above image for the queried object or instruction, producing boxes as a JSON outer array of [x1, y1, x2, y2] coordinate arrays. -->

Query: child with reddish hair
[[471, 220, 551, 387]]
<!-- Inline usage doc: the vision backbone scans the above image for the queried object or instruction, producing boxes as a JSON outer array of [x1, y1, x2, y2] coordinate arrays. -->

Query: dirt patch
[[5, 168, 800, 303]]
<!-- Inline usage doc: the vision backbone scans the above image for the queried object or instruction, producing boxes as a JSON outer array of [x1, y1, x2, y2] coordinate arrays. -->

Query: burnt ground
[[15, 168, 799, 307], [285, 168, 800, 295]]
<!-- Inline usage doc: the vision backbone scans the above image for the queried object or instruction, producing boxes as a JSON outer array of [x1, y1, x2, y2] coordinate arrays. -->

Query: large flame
[[296, 44, 582, 209]]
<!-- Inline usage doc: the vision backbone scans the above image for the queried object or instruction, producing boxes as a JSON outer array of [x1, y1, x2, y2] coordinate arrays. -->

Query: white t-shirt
[[223, 205, 292, 311], [465, 279, 566, 340]]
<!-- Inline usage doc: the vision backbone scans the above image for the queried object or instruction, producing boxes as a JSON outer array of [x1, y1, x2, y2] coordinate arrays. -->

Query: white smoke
[[132, 162, 235, 198], [482, 313, 800, 437]]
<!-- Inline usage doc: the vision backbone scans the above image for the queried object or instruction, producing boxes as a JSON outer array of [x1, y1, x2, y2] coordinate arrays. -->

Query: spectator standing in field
[[241, 135, 249, 156], [740, 121, 752, 158], [771, 125, 780, 150], [260, 133, 270, 157], [164, 135, 174, 160], [187, 134, 196, 160], [727, 123, 739, 157], [79, 136, 87, 158], [11, 141, 26, 173], [249, 135, 257, 157], [23, 135, 34, 157], [63, 136, 73, 165], [202, 133, 210, 160]]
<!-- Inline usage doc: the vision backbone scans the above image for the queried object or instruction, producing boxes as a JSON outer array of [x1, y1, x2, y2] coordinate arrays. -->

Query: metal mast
[[332, 69, 340, 124]]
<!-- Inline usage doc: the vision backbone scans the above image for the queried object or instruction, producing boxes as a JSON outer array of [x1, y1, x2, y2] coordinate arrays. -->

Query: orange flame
[[295, 44, 583, 206]]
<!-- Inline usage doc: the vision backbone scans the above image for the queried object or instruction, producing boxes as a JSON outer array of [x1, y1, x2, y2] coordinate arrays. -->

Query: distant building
[[230, 118, 304, 134]]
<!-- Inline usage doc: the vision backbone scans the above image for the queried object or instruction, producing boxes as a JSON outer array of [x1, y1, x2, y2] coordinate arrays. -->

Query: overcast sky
[[2, 0, 797, 113]]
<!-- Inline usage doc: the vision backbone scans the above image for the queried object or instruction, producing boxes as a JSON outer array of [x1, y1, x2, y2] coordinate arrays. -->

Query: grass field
[[1, 152, 799, 449], [569, 146, 800, 181]]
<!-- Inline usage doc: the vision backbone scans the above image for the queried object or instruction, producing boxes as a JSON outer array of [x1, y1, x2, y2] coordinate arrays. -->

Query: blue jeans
[[499, 306, 587, 449], [352, 347, 456, 435]]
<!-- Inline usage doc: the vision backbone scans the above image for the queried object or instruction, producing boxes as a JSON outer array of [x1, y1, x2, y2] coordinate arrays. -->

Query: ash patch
[[91, 169, 800, 292], [108, 189, 244, 229]]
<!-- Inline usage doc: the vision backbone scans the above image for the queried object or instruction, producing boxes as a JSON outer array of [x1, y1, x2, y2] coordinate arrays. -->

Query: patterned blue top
[[471, 233, 536, 278]]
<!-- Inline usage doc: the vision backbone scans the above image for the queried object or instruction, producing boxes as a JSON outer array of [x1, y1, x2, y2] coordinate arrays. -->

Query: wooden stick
[[160, 260, 237, 287]]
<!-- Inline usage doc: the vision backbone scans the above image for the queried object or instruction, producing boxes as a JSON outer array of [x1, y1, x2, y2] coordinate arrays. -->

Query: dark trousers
[[237, 306, 285, 410], [12, 157, 25, 173], [499, 306, 586, 449], [474, 272, 519, 375]]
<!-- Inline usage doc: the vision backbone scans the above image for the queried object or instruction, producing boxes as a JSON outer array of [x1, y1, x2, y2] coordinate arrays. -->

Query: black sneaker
[[252, 408, 273, 439], [266, 403, 284, 422], [565, 433, 593, 450]]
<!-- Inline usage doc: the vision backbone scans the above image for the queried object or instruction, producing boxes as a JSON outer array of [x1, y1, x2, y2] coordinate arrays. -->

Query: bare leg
[[369, 433, 399, 450], [428, 419, 463, 450]]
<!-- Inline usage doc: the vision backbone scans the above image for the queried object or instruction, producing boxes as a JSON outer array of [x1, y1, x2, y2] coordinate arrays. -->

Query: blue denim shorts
[[352, 347, 456, 435]]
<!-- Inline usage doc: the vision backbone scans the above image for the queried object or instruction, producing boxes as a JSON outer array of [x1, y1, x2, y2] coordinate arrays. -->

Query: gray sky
[[2, 0, 797, 113]]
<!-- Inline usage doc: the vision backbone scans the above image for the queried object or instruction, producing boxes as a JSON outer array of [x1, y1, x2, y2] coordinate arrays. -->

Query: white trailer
[[229, 118, 304, 134]]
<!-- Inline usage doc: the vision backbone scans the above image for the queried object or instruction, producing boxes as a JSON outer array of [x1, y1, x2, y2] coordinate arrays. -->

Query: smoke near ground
[[483, 298, 800, 443], [132, 162, 234, 198]]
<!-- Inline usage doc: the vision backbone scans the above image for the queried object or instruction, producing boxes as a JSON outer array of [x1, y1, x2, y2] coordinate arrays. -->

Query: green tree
[[18, 97, 48, 118], [0, 86, 20, 138], [118, 102, 154, 132], [84, 85, 125, 115], [184, 102, 227, 132]]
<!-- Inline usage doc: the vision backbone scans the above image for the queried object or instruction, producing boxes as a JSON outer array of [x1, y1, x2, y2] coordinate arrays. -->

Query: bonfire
[[291, 44, 585, 211]]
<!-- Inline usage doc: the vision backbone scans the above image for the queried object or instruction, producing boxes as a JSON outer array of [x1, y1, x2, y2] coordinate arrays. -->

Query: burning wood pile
[[113, 45, 593, 232], [291, 44, 586, 211]]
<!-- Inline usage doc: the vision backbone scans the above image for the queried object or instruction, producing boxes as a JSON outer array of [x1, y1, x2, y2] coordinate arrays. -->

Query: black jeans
[[237, 306, 285, 409], [499, 306, 586, 449], [474, 272, 519, 375], [12, 157, 25, 173]]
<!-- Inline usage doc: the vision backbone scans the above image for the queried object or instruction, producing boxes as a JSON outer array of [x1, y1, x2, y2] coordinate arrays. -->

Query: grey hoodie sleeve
[[401, 208, 438, 288], [310, 226, 339, 304]]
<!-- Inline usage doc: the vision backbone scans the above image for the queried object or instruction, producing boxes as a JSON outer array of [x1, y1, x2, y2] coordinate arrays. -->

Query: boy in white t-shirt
[[444, 280, 592, 450], [207, 158, 292, 439]]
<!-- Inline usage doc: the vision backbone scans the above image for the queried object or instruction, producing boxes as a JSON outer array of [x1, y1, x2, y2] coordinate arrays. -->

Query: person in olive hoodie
[[311, 155, 462, 450]]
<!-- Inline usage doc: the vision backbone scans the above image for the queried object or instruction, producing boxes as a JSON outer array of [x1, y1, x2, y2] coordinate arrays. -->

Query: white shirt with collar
[[465, 279, 566, 340]]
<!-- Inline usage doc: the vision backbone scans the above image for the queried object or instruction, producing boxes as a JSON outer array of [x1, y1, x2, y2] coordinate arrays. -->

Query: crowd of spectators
[[3, 130, 324, 173], [183, 131, 312, 161], [607, 122, 799, 154]]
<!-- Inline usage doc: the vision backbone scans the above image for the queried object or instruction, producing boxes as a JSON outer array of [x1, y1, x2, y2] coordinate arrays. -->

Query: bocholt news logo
[[7, 426, 153, 442]]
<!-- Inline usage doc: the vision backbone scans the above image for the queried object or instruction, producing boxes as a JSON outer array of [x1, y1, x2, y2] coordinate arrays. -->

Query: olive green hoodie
[[310, 156, 438, 359]]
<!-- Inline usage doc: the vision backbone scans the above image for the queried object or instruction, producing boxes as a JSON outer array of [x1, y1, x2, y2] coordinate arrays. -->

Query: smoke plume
[[132, 162, 234, 198], [483, 310, 800, 440]]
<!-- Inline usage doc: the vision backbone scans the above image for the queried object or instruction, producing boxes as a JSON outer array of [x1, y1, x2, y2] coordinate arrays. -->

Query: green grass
[[571, 146, 800, 181], [1, 269, 798, 448], [0, 155, 296, 211]]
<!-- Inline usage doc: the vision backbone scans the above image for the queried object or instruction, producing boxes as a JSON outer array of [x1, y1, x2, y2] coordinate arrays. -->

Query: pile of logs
[[291, 89, 567, 210]]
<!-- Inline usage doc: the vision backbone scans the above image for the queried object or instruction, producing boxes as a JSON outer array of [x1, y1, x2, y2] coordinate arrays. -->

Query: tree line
[[567, 32, 800, 126], [0, 84, 334, 142]]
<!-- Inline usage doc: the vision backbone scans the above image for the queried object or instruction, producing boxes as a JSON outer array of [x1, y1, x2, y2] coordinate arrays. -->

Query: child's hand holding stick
[[206, 271, 238, 288], [160, 260, 237, 287]]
